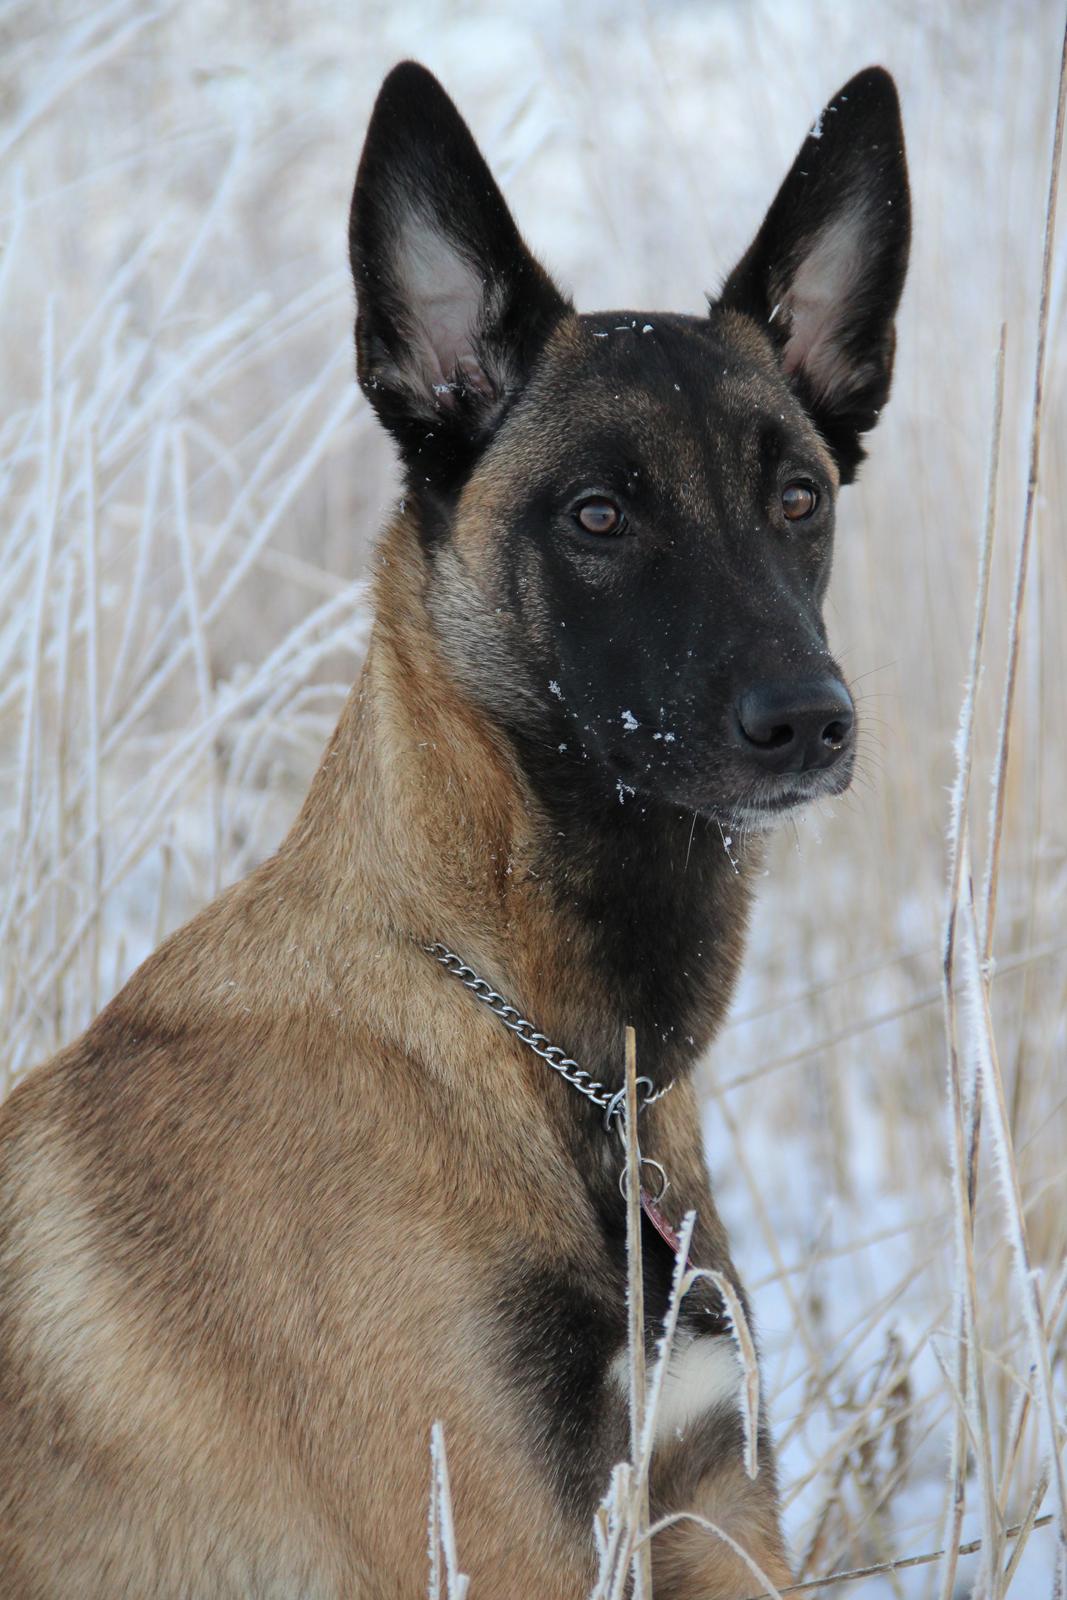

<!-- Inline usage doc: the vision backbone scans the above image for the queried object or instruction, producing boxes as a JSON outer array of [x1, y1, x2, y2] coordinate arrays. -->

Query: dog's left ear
[[719, 67, 910, 483]]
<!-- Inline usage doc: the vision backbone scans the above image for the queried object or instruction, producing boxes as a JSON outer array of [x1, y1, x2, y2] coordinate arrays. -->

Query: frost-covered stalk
[[702, 1269, 760, 1480], [961, 888, 1067, 1574], [100, 380, 355, 769], [962, 19, 1067, 1593], [622, 1025, 653, 1600], [941, 851, 1003, 1600], [588, 1208, 697, 1600], [998, 1264, 1067, 1530], [128, 346, 348, 699], [0, 300, 55, 960], [170, 424, 221, 897], [82, 429, 102, 1017], [427, 1423, 469, 1600], [937, 331, 1005, 1600], [5, 579, 370, 1062], [981, 16, 1067, 958]]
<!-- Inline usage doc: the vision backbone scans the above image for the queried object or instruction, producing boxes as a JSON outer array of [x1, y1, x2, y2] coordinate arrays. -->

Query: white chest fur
[[610, 1333, 740, 1444]]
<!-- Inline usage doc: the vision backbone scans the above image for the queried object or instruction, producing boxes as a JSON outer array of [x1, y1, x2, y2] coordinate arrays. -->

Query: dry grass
[[2, 1, 1066, 1594]]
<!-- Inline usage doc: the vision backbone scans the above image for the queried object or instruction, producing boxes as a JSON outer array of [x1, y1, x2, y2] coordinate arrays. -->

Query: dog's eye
[[574, 498, 624, 536], [781, 481, 819, 521]]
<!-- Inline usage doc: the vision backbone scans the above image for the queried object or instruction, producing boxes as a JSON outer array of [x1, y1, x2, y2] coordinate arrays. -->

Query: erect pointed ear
[[718, 67, 910, 483], [348, 61, 571, 485]]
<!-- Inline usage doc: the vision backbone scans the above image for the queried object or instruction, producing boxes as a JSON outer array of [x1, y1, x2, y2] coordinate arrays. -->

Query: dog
[[0, 59, 909, 1598]]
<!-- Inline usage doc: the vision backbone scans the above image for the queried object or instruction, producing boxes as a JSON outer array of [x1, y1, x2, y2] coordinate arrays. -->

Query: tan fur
[[0, 508, 792, 1596]]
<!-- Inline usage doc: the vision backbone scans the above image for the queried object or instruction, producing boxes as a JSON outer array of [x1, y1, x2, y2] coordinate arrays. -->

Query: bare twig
[[736, 1512, 1054, 1598]]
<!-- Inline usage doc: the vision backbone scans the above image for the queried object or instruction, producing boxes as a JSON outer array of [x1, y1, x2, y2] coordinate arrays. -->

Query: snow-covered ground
[[2, 2, 1065, 1593]]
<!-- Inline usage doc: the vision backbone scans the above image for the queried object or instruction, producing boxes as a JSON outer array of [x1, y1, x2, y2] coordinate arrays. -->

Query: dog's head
[[349, 62, 909, 826]]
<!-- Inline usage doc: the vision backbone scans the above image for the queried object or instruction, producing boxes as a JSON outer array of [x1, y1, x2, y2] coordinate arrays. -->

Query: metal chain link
[[423, 942, 673, 1131]]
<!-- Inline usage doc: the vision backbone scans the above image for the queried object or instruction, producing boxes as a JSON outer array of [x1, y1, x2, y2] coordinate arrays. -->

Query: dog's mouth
[[590, 750, 855, 831], [715, 758, 855, 829]]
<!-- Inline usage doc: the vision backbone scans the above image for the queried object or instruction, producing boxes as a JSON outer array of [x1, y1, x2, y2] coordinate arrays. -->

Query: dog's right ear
[[349, 62, 570, 486]]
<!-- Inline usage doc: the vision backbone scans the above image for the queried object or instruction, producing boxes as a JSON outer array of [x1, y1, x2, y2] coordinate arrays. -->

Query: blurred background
[[1, 1, 1065, 1593]]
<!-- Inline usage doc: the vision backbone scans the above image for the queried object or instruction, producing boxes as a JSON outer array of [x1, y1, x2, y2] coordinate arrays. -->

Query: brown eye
[[781, 481, 819, 521], [575, 498, 624, 536]]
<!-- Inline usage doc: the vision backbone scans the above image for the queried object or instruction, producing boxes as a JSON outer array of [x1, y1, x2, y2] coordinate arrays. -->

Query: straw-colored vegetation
[[2, 2, 1065, 1594]]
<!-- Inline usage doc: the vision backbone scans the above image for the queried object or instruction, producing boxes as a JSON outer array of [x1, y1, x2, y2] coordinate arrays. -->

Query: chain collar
[[422, 942, 674, 1132]]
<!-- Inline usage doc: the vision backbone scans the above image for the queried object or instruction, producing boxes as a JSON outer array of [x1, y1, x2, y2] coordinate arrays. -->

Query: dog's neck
[[285, 514, 755, 1090]]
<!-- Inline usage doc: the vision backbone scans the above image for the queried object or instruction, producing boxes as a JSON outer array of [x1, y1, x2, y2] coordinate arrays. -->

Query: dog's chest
[[608, 1329, 740, 1445], [500, 1175, 741, 1511]]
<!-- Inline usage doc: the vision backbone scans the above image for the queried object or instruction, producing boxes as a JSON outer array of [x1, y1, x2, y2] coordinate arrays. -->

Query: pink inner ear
[[780, 209, 868, 403], [398, 220, 494, 403]]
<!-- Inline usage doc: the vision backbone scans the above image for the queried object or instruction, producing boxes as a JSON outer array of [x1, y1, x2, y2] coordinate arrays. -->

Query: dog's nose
[[735, 678, 854, 773]]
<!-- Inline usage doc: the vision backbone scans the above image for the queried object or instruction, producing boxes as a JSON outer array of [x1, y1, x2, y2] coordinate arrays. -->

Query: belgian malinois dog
[[0, 60, 909, 1598]]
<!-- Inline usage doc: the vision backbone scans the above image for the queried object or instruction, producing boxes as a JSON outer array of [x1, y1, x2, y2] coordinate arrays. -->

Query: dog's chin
[[596, 748, 854, 828], [673, 760, 854, 832], [720, 764, 854, 830]]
